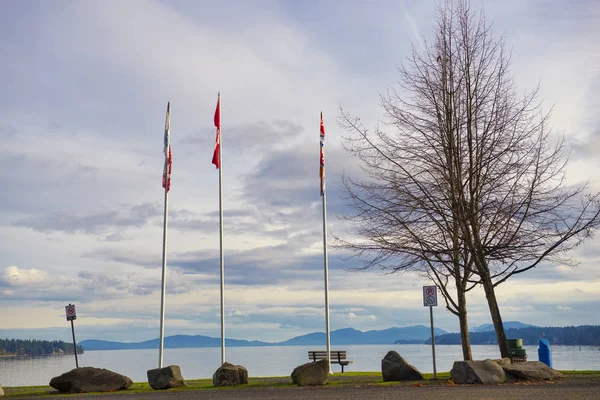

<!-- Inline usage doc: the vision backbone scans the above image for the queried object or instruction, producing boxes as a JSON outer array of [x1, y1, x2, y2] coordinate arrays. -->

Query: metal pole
[[158, 185, 169, 368], [159, 102, 171, 369], [322, 191, 331, 374], [70, 319, 79, 368], [429, 305, 437, 379], [218, 93, 225, 365]]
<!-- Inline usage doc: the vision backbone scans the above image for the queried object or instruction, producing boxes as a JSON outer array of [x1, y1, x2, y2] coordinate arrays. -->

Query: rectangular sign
[[423, 286, 438, 307], [65, 304, 77, 321]]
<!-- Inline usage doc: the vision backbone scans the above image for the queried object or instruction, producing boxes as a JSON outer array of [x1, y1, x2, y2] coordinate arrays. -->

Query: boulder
[[0, 383, 4, 397], [450, 360, 506, 384], [503, 361, 564, 381], [381, 350, 424, 381], [147, 365, 186, 390], [236, 365, 249, 384], [291, 359, 329, 386], [212, 362, 248, 387], [490, 358, 512, 366], [49, 367, 132, 393]]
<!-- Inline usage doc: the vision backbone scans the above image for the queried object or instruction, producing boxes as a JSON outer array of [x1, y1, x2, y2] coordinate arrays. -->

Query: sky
[[1, 0, 599, 345]]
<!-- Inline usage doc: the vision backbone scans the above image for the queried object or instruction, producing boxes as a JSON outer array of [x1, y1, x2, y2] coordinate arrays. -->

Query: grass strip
[[2, 370, 598, 397]]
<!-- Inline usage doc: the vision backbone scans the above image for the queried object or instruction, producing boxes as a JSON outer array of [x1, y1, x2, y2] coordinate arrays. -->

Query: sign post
[[65, 303, 79, 368], [423, 286, 437, 379]]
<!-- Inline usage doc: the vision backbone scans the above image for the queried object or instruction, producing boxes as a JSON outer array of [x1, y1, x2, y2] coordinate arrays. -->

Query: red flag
[[320, 112, 326, 196], [162, 146, 172, 192], [212, 94, 221, 169]]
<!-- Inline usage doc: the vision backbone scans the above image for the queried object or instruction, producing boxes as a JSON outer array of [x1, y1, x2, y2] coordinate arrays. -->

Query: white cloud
[[3, 266, 48, 286]]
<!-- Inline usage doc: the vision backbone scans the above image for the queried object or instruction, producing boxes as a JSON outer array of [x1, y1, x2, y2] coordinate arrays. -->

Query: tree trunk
[[457, 289, 473, 360], [480, 273, 510, 358]]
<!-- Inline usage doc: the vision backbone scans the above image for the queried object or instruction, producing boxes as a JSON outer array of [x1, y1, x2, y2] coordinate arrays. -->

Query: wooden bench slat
[[308, 353, 347, 357], [309, 356, 348, 360], [307, 350, 353, 372], [308, 351, 348, 354]]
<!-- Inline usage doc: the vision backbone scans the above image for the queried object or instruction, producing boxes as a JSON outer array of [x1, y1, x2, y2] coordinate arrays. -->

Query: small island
[[0, 338, 84, 357], [420, 325, 600, 346]]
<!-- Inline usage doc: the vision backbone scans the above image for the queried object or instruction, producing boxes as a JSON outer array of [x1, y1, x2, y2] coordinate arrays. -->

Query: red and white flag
[[162, 147, 172, 191], [320, 112, 326, 196], [212, 94, 221, 169], [162, 102, 172, 191]]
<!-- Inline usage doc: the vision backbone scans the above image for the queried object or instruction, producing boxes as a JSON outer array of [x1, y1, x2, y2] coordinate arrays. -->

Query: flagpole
[[218, 93, 225, 364], [159, 102, 171, 368], [320, 112, 331, 374], [322, 188, 332, 374], [158, 179, 169, 368]]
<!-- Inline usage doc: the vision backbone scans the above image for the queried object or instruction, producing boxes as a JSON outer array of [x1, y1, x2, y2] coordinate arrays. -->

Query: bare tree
[[339, 0, 600, 359], [338, 102, 478, 359]]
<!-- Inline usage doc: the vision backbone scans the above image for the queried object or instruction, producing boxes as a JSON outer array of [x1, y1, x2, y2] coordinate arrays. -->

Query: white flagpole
[[322, 189, 332, 374], [159, 102, 171, 368], [218, 93, 225, 364], [320, 112, 331, 374]]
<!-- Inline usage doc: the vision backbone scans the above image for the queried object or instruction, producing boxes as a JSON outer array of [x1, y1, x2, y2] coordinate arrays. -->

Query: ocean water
[[1, 344, 598, 387]]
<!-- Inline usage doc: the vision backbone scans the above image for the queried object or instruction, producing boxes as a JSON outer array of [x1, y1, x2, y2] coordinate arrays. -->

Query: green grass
[[560, 370, 600, 375], [1, 377, 296, 397], [3, 370, 599, 397]]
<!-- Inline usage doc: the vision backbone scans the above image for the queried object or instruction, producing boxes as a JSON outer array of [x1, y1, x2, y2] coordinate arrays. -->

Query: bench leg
[[341, 364, 344, 373]]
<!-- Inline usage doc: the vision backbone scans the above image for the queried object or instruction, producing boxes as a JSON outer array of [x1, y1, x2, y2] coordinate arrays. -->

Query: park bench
[[308, 350, 353, 373]]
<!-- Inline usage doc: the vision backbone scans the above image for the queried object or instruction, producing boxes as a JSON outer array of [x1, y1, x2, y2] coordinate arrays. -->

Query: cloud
[[11, 203, 162, 236], [180, 119, 304, 153], [2, 266, 48, 286], [0, 124, 17, 138]]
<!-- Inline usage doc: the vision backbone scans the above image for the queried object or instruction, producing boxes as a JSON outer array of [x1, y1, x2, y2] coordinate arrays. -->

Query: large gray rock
[[503, 361, 564, 381], [381, 350, 424, 381], [237, 365, 249, 384], [291, 359, 329, 386], [212, 362, 248, 387], [147, 365, 186, 390], [491, 358, 512, 366], [49, 367, 132, 393], [450, 360, 506, 384]]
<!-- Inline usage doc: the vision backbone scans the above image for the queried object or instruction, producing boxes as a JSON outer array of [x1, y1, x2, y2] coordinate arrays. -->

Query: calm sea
[[1, 344, 599, 387]]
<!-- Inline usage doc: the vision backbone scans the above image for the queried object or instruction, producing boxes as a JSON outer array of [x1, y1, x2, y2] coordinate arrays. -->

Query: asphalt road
[[14, 380, 600, 400]]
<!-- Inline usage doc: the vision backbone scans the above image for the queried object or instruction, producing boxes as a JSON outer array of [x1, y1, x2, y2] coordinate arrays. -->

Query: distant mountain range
[[79, 325, 448, 351], [395, 321, 537, 344], [79, 322, 546, 351], [470, 321, 535, 332], [79, 335, 270, 351], [432, 325, 600, 346], [280, 326, 447, 346]]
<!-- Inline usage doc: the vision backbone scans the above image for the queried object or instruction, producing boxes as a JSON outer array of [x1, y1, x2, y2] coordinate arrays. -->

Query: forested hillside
[[0, 338, 84, 356], [431, 325, 600, 346]]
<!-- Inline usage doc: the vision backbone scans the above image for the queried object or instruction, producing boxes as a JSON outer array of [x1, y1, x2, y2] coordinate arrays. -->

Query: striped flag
[[163, 102, 171, 155], [212, 94, 221, 169], [320, 112, 326, 196], [162, 102, 172, 191]]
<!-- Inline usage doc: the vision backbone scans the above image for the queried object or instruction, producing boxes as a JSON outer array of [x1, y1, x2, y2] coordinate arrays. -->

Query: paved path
[[13, 379, 600, 400]]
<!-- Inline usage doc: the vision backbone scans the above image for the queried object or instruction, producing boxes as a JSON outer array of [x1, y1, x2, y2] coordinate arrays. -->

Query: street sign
[[422, 286, 438, 379], [65, 304, 77, 321], [64, 303, 79, 368], [423, 286, 438, 307]]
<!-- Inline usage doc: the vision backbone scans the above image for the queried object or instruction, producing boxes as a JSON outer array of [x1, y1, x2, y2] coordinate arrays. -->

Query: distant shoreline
[[0, 353, 77, 358], [79, 343, 600, 351]]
